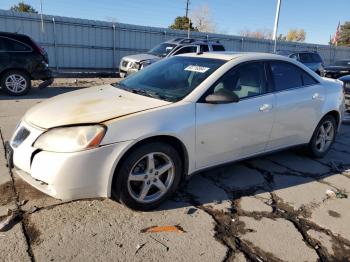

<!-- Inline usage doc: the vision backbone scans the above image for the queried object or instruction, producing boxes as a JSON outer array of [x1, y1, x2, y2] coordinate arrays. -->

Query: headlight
[[34, 125, 106, 153]]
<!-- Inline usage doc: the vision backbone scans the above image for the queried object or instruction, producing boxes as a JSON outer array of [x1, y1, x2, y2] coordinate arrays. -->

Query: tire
[[307, 115, 337, 158], [1, 70, 31, 96], [112, 142, 183, 211]]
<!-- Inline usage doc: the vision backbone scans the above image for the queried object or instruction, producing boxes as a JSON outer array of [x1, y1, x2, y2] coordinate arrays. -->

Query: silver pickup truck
[[119, 38, 225, 77]]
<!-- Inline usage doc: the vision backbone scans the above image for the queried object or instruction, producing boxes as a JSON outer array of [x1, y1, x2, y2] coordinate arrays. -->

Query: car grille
[[11, 127, 30, 148], [122, 60, 129, 68]]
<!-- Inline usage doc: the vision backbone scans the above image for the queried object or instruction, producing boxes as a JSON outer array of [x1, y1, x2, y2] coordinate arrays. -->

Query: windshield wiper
[[132, 89, 173, 101]]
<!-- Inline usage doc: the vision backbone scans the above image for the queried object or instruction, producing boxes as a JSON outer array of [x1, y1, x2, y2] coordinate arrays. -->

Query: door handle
[[259, 104, 272, 112]]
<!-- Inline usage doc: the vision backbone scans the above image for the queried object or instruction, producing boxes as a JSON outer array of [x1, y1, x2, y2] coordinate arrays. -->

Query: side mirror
[[205, 89, 239, 104]]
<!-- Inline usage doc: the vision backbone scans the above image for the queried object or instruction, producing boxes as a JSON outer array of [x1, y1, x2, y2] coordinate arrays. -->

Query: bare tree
[[239, 28, 272, 39], [191, 4, 216, 33]]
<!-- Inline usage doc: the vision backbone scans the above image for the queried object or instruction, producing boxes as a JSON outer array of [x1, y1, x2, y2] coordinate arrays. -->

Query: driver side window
[[212, 62, 267, 99]]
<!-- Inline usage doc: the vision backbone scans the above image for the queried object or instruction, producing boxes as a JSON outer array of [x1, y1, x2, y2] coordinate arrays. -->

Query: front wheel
[[112, 142, 183, 211], [1, 70, 31, 96], [307, 115, 337, 158]]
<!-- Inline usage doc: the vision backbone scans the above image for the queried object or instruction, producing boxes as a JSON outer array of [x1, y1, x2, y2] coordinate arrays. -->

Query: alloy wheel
[[5, 74, 27, 93], [315, 120, 334, 153], [127, 152, 175, 203]]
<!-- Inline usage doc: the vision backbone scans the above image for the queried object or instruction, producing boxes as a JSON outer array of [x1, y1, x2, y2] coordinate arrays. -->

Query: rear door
[[195, 61, 275, 169], [266, 61, 325, 150], [1, 36, 33, 71]]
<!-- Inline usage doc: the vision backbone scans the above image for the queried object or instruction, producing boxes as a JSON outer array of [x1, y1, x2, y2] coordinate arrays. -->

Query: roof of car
[[179, 51, 287, 61], [0, 31, 28, 37], [165, 38, 223, 46]]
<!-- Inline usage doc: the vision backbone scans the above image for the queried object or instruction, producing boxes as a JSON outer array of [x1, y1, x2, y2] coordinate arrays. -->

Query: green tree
[[169, 16, 196, 31], [277, 29, 306, 42], [286, 29, 306, 42], [10, 2, 38, 13], [338, 21, 350, 47]]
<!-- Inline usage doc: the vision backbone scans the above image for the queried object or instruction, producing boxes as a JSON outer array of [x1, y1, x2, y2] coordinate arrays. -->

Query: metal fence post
[[241, 38, 244, 51], [52, 17, 58, 71], [112, 24, 116, 71]]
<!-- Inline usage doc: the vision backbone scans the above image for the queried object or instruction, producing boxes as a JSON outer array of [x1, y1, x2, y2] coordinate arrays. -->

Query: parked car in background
[[339, 75, 350, 121], [119, 38, 225, 77], [324, 60, 350, 79], [7, 52, 344, 210], [277, 50, 324, 75], [0, 32, 53, 96]]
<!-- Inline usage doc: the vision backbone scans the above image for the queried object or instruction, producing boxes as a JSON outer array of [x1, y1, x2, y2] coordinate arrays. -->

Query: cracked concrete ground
[[1, 80, 350, 261]]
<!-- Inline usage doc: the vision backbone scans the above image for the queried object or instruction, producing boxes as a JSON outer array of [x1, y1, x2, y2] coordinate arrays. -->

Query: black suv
[[0, 32, 53, 96], [277, 50, 324, 75]]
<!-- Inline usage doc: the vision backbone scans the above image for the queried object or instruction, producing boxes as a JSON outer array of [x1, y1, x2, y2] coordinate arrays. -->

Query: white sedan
[[6, 52, 344, 210]]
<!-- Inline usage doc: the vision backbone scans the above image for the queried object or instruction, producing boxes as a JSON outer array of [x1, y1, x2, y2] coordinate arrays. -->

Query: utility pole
[[272, 0, 282, 53], [185, 0, 190, 18], [185, 0, 190, 38], [40, 0, 44, 33]]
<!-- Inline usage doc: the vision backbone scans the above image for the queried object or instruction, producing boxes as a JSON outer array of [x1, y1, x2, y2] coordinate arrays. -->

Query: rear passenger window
[[174, 46, 197, 55], [270, 62, 303, 91], [2, 37, 31, 52], [299, 53, 314, 63], [302, 71, 318, 86], [212, 45, 225, 51], [311, 53, 322, 63]]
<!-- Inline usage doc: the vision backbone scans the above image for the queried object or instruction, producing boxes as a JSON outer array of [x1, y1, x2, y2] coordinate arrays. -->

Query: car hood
[[123, 53, 160, 63], [324, 65, 350, 71], [24, 85, 171, 129], [339, 75, 350, 81]]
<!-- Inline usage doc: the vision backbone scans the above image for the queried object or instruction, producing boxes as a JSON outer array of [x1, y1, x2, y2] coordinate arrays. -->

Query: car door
[[266, 61, 325, 150], [195, 62, 275, 169]]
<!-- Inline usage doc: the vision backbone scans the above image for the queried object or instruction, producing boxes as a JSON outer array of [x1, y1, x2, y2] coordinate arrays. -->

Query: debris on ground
[[326, 189, 348, 199], [185, 207, 197, 215], [141, 225, 186, 234], [135, 243, 147, 254], [326, 189, 337, 199], [0, 210, 22, 232], [150, 236, 169, 251], [20, 200, 28, 206], [335, 190, 348, 199]]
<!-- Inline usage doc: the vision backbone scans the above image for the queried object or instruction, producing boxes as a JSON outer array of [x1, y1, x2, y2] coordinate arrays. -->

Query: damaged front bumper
[[8, 121, 134, 200]]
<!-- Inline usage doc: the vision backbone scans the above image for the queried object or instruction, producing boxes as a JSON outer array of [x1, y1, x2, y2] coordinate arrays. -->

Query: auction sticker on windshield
[[185, 65, 210, 73]]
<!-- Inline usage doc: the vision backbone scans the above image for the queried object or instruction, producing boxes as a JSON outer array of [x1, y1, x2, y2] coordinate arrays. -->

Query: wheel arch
[[323, 110, 341, 128], [0, 68, 31, 80], [109, 135, 190, 197]]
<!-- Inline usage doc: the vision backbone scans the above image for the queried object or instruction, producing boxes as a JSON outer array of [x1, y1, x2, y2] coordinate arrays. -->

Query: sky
[[1, 0, 349, 45]]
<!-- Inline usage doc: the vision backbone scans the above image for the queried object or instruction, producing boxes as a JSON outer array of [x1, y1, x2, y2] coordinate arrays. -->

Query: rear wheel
[[307, 115, 337, 158], [1, 70, 31, 96], [112, 142, 182, 211]]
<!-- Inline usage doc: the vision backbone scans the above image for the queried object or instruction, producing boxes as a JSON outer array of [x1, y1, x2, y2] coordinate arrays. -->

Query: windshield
[[334, 60, 350, 66], [148, 43, 176, 57], [113, 56, 225, 102]]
